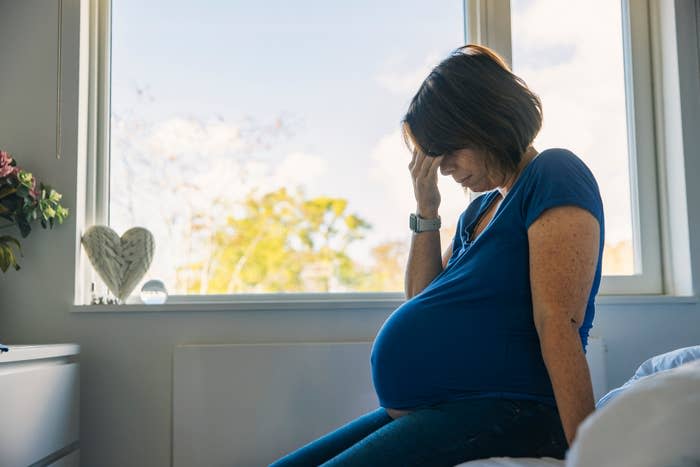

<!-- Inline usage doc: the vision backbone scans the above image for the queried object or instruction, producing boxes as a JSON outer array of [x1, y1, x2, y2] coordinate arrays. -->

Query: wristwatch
[[409, 213, 441, 233]]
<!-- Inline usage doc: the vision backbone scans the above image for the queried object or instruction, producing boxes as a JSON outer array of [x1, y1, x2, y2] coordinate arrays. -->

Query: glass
[[511, 0, 635, 275], [140, 279, 169, 305], [110, 1, 466, 294]]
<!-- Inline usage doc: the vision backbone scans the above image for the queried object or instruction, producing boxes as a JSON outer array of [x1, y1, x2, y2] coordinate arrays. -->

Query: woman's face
[[439, 148, 502, 193]]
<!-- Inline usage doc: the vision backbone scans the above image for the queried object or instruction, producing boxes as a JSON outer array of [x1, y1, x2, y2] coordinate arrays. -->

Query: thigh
[[269, 407, 393, 467], [320, 398, 567, 467]]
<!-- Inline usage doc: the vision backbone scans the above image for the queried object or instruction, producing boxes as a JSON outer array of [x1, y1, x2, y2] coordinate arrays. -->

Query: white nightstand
[[0, 344, 80, 467]]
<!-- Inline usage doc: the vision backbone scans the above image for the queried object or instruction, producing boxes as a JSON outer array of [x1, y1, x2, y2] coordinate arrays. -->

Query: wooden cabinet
[[0, 344, 79, 467]]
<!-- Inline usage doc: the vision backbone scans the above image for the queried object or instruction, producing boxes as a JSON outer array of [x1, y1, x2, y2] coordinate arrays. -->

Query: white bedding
[[455, 457, 563, 467], [455, 359, 700, 467]]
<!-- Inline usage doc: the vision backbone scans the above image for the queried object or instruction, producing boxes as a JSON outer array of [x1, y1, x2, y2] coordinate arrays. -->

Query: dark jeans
[[269, 398, 568, 467]]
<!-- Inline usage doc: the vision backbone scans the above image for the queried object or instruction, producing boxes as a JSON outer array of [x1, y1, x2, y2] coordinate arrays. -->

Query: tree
[[354, 240, 406, 292], [176, 187, 372, 293]]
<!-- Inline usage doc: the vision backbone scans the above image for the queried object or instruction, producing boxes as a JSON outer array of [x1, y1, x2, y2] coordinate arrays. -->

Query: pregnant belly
[[371, 298, 509, 409]]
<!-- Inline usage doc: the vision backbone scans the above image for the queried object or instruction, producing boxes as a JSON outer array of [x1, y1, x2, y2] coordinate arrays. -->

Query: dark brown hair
[[402, 44, 543, 177]]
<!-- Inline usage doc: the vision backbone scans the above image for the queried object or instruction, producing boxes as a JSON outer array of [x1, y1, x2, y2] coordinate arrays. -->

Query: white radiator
[[173, 338, 607, 467], [587, 336, 608, 401], [173, 342, 378, 467]]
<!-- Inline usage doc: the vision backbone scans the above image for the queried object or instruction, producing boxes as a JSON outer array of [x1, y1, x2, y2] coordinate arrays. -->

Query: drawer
[[0, 362, 79, 467]]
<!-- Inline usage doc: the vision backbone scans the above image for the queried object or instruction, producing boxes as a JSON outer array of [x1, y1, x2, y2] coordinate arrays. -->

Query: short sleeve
[[521, 149, 604, 229]]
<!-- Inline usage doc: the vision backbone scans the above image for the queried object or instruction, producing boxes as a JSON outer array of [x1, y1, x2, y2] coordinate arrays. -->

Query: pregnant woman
[[270, 44, 605, 466]]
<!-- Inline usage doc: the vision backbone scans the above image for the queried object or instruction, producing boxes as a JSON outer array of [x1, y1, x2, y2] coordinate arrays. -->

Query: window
[[83, 0, 663, 303], [466, 0, 663, 294], [106, 0, 467, 297]]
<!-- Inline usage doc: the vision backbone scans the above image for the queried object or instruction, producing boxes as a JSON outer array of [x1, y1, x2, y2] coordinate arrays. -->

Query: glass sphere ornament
[[140, 279, 168, 305]]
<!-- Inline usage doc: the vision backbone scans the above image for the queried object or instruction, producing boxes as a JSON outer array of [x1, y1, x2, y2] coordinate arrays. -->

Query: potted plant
[[0, 149, 69, 272]]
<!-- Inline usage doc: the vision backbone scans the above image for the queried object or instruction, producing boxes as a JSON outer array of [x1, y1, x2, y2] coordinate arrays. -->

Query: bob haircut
[[402, 44, 543, 177]]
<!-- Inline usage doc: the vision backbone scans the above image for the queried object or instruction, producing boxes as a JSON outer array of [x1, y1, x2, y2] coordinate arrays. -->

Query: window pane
[[110, 0, 465, 294], [511, 0, 635, 275]]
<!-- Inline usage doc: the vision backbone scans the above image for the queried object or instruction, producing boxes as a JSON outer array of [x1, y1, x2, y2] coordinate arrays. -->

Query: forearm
[[539, 321, 595, 446], [405, 148, 444, 299], [405, 228, 442, 299]]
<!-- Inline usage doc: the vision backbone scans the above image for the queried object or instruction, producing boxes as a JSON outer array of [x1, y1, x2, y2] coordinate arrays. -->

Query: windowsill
[[594, 294, 698, 306], [71, 292, 406, 312], [70, 293, 698, 313]]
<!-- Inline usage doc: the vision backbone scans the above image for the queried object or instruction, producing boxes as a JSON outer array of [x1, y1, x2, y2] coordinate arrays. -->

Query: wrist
[[410, 212, 441, 233], [416, 208, 439, 219]]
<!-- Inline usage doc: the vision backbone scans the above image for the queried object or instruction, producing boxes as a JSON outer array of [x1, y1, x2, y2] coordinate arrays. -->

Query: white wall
[[0, 1, 699, 466]]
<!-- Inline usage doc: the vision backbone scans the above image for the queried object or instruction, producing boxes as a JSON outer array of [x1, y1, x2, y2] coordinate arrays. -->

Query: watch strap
[[410, 213, 441, 232]]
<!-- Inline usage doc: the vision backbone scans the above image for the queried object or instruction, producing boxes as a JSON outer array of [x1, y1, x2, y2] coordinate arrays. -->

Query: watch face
[[409, 213, 417, 231]]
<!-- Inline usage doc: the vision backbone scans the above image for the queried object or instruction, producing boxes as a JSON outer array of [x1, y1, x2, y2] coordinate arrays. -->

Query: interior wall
[[1, 1, 699, 466], [674, 0, 700, 296]]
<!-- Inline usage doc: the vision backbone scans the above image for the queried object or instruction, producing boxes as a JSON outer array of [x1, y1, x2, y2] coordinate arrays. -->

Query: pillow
[[632, 345, 700, 378], [454, 458, 563, 466], [596, 345, 700, 408], [567, 359, 700, 467]]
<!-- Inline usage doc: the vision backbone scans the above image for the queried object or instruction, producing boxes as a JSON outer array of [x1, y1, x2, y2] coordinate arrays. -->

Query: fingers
[[408, 148, 443, 184], [408, 149, 442, 213], [408, 150, 432, 172], [408, 149, 417, 171], [417, 153, 442, 178], [429, 155, 443, 177]]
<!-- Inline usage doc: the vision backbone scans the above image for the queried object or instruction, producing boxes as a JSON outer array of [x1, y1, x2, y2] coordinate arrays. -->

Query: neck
[[497, 146, 538, 198]]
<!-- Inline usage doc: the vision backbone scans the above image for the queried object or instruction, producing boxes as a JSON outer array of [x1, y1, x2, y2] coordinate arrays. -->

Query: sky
[[510, 0, 632, 249], [109, 0, 635, 291]]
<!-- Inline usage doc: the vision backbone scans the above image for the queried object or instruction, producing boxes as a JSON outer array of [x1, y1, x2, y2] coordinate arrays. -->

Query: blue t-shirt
[[370, 148, 605, 409]]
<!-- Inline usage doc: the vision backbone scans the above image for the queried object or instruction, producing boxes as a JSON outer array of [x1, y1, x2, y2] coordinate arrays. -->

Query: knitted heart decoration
[[81, 225, 155, 302]]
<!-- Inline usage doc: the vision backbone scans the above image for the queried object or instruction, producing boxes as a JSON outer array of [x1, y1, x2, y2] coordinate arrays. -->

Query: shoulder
[[519, 148, 604, 228], [521, 148, 600, 194], [528, 148, 595, 179]]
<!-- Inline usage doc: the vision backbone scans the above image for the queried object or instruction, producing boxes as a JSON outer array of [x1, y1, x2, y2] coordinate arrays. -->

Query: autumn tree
[[176, 187, 372, 293], [352, 240, 406, 292]]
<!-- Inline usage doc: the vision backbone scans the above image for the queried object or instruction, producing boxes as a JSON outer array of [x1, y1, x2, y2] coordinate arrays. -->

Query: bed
[[457, 458, 563, 466], [455, 346, 700, 467]]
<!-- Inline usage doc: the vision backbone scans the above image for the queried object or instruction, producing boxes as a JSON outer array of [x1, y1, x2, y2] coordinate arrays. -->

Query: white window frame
[[465, 0, 664, 295], [75, 0, 682, 307], [75, 0, 112, 306], [75, 0, 411, 307]]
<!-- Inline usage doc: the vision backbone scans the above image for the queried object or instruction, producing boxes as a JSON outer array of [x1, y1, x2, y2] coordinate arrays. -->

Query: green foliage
[[0, 236, 22, 272], [176, 187, 404, 293], [354, 240, 407, 292], [1, 149, 69, 272]]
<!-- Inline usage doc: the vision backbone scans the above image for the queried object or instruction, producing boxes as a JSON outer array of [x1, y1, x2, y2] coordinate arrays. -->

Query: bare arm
[[528, 205, 600, 446], [405, 233, 452, 299], [404, 149, 449, 298]]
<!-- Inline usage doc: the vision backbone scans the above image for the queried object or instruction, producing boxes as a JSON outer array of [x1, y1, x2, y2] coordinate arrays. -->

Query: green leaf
[[0, 246, 9, 272], [0, 243, 20, 272], [17, 218, 31, 237], [0, 235, 22, 251]]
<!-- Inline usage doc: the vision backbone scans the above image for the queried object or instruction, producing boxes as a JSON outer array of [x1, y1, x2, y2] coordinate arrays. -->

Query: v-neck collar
[[464, 191, 501, 243], [463, 153, 540, 243]]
